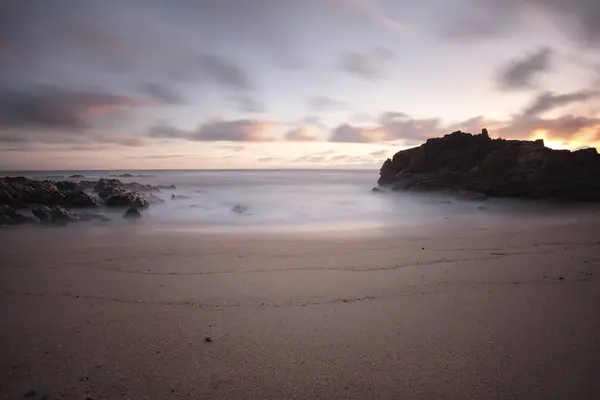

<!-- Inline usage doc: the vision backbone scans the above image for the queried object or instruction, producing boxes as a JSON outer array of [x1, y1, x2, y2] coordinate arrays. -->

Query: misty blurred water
[[5, 169, 600, 232]]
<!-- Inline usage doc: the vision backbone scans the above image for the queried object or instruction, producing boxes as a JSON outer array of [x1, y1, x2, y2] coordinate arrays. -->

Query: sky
[[1, 0, 600, 170]]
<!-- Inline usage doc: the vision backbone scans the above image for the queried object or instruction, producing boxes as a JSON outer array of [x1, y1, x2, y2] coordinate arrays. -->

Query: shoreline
[[1, 210, 599, 399]]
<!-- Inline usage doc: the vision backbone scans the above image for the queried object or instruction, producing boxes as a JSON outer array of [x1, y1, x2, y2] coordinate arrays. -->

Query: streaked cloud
[[339, 47, 394, 80], [307, 96, 349, 112], [148, 119, 276, 142], [498, 47, 553, 91]]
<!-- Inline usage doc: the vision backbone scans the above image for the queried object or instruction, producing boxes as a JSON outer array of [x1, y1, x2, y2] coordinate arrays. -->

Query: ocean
[[3, 169, 592, 232]]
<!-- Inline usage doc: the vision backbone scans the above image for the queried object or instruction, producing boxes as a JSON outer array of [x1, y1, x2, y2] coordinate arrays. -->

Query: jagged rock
[[147, 193, 165, 204], [377, 130, 600, 200], [123, 207, 142, 219], [0, 204, 31, 225], [33, 205, 77, 224], [94, 178, 127, 200], [62, 190, 99, 207], [106, 192, 150, 208], [32, 205, 53, 221]]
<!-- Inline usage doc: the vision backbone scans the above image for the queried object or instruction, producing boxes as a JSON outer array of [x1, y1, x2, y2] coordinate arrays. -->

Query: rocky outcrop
[[377, 130, 600, 200], [123, 207, 142, 219], [94, 178, 160, 207], [0, 205, 31, 225], [105, 192, 150, 208], [33, 205, 78, 224], [0, 177, 98, 208]]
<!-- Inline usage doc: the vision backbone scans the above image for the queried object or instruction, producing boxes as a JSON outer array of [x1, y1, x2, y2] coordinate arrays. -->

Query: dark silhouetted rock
[[94, 178, 126, 200], [0, 204, 31, 225], [69, 174, 85, 178], [376, 130, 600, 200], [62, 190, 99, 207], [32, 205, 52, 221], [33, 205, 77, 224], [123, 207, 142, 219], [147, 193, 165, 204], [106, 192, 149, 208]]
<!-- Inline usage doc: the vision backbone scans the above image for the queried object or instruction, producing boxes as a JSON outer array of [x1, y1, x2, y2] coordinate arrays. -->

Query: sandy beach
[[1, 213, 599, 399]]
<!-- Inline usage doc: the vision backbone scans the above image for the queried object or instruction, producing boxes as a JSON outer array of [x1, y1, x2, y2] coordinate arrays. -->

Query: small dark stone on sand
[[422, 247, 425, 250], [80, 376, 89, 381], [24, 389, 37, 397], [558, 277, 565, 280], [543, 276, 548, 278], [205, 337, 213, 343]]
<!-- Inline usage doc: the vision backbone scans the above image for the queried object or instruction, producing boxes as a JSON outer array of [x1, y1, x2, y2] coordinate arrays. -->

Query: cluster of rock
[[376, 129, 600, 200], [0, 177, 176, 225]]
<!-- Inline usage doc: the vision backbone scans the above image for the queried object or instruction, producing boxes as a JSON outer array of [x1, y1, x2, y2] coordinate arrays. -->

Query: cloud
[[138, 83, 185, 105], [95, 134, 148, 147], [307, 96, 349, 112], [219, 144, 246, 152], [285, 125, 321, 141], [339, 47, 395, 80], [136, 154, 186, 159], [148, 119, 276, 142], [197, 53, 255, 91], [231, 95, 265, 113], [378, 112, 441, 141], [0, 84, 155, 130], [519, 90, 599, 118], [329, 123, 389, 142], [258, 157, 284, 162], [497, 115, 600, 141], [442, 0, 600, 48], [370, 149, 387, 157], [337, 0, 409, 35], [498, 47, 553, 90]]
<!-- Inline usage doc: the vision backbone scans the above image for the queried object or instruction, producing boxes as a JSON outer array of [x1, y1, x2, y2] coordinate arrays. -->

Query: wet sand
[[1, 215, 599, 399]]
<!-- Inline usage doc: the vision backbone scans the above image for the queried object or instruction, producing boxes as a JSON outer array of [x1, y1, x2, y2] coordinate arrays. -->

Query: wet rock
[[146, 193, 165, 204], [205, 337, 213, 343], [94, 178, 126, 200], [106, 192, 150, 208], [123, 207, 142, 219], [32, 205, 53, 222], [62, 190, 99, 208], [33, 205, 77, 224], [0, 204, 31, 225], [377, 129, 600, 200], [69, 174, 85, 178]]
